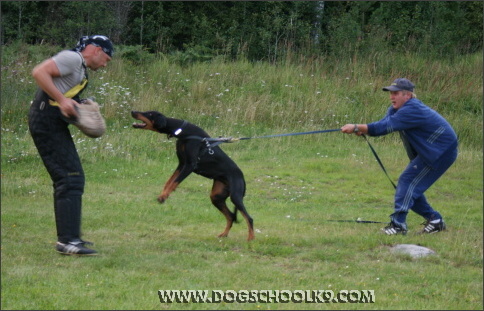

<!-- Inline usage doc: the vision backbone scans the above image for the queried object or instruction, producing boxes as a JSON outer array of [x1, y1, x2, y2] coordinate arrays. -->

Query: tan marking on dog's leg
[[158, 170, 180, 203], [241, 213, 255, 241], [217, 209, 234, 238], [211, 181, 234, 238]]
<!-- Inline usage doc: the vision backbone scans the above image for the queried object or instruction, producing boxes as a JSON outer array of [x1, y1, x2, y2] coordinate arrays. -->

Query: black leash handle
[[361, 134, 397, 189]]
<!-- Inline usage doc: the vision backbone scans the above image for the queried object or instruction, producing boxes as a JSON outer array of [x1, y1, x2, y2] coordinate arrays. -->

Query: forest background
[[1, 1, 483, 61]]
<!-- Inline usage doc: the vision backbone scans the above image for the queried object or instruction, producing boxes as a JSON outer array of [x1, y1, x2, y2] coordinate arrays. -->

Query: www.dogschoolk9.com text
[[158, 289, 375, 304]]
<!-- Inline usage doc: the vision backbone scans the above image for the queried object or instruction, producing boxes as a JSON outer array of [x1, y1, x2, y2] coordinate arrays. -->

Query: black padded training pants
[[28, 90, 85, 243]]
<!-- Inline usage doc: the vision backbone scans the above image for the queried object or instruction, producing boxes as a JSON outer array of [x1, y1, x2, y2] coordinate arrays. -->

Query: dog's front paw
[[157, 196, 166, 204]]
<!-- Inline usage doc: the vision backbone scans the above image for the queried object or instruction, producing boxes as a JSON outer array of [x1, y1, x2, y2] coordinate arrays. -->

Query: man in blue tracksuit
[[341, 78, 458, 235]]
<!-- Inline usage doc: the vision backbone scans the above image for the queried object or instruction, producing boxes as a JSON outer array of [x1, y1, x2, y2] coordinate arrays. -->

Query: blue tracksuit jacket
[[367, 98, 458, 168]]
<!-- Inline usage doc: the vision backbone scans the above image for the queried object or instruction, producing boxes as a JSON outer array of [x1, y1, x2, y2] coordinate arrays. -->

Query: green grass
[[1, 45, 482, 309], [2, 131, 482, 310]]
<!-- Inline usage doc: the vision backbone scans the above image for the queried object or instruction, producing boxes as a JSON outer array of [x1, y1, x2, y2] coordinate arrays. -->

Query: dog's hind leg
[[210, 180, 236, 238], [230, 179, 255, 241], [231, 199, 254, 241]]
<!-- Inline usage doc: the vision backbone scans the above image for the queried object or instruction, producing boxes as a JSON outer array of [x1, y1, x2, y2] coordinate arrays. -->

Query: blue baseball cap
[[382, 78, 415, 92]]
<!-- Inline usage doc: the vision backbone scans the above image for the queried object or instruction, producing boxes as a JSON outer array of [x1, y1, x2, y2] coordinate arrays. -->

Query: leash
[[291, 217, 388, 224], [184, 128, 341, 154], [208, 131, 397, 190], [235, 128, 341, 141], [325, 219, 389, 224], [179, 126, 396, 189], [361, 134, 397, 189]]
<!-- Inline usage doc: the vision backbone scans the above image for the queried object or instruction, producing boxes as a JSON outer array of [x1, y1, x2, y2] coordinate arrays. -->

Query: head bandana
[[73, 35, 114, 57]]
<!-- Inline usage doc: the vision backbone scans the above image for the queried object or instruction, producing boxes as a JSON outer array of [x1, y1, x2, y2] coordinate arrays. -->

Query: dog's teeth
[[132, 122, 146, 128]]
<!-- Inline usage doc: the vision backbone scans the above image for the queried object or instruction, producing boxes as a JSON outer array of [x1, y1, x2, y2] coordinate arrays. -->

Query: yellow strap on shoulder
[[49, 78, 88, 106]]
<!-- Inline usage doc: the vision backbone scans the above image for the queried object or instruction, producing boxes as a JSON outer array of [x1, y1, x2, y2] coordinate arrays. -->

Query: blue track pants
[[391, 147, 458, 227]]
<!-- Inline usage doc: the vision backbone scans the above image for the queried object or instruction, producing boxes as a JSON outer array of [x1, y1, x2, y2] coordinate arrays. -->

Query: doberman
[[131, 110, 255, 241]]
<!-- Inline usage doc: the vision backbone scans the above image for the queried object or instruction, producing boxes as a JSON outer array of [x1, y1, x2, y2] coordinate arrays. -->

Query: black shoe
[[382, 221, 408, 235], [420, 219, 446, 234], [56, 239, 98, 256]]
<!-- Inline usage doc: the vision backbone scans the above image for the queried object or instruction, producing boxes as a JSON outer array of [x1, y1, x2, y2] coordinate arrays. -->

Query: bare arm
[[32, 59, 78, 118]]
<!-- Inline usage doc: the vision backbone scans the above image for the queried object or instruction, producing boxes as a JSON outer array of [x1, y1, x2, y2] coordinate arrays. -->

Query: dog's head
[[131, 110, 167, 133]]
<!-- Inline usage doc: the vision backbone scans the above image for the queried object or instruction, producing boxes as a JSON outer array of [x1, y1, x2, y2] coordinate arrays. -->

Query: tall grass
[[3, 43, 482, 148], [1, 44, 482, 310]]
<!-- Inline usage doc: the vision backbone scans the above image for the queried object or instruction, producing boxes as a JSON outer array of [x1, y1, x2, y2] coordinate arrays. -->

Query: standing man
[[28, 35, 113, 255], [341, 78, 458, 235]]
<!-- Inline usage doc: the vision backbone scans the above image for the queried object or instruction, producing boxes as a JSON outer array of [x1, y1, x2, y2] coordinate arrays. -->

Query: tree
[[1, 1, 482, 59], [106, 1, 133, 44]]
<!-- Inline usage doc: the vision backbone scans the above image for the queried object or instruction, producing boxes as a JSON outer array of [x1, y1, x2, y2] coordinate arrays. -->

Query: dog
[[131, 110, 254, 241]]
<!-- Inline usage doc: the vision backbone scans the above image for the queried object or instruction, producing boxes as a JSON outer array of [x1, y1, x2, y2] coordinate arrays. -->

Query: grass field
[[1, 45, 482, 309]]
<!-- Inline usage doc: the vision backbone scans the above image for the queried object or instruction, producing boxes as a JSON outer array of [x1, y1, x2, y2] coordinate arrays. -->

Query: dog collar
[[173, 120, 188, 137]]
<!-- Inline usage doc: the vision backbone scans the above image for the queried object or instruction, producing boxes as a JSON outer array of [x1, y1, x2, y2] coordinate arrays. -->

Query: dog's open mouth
[[132, 121, 147, 129], [131, 111, 148, 128]]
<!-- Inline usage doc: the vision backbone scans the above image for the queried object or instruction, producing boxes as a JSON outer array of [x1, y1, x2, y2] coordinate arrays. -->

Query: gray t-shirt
[[51, 50, 86, 94]]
